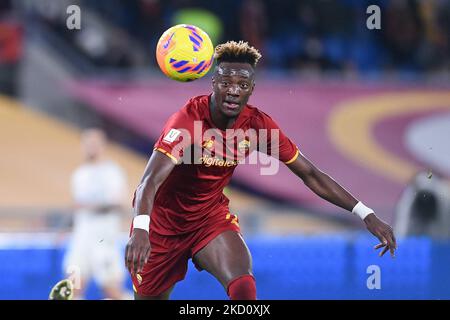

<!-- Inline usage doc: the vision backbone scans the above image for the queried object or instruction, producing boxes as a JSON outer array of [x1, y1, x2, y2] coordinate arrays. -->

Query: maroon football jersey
[[149, 94, 299, 235]]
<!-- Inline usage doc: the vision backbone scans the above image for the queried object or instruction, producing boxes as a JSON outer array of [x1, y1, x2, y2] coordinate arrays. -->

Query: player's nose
[[226, 84, 240, 96]]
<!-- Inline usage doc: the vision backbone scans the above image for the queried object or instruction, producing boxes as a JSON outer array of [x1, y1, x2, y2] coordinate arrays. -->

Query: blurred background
[[1, 0, 450, 299]]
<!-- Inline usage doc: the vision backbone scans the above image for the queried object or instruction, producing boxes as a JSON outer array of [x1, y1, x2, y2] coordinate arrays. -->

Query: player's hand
[[364, 213, 397, 258], [125, 229, 151, 276]]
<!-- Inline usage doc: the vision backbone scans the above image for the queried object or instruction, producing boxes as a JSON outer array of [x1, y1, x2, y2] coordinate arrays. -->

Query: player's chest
[[191, 122, 257, 168]]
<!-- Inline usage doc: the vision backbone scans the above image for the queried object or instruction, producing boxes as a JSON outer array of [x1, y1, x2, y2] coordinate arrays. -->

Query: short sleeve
[[255, 111, 299, 164], [153, 108, 196, 164]]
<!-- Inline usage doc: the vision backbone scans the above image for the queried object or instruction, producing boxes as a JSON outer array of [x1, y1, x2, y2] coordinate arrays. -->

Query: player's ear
[[250, 81, 255, 94]]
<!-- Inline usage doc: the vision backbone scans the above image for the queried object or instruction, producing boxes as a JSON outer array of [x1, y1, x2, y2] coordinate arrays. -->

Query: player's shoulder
[[246, 103, 265, 116], [245, 103, 273, 126], [72, 163, 88, 175], [174, 94, 209, 120], [71, 164, 88, 182]]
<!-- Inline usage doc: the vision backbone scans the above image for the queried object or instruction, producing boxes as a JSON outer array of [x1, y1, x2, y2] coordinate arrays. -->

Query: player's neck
[[209, 95, 237, 130]]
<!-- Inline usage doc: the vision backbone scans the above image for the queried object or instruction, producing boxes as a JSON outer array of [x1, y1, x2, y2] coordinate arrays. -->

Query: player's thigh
[[193, 230, 253, 288], [132, 231, 191, 298], [134, 286, 174, 300]]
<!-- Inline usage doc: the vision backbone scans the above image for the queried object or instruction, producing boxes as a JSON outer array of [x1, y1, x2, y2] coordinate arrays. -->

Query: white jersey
[[65, 160, 128, 286], [71, 160, 127, 210]]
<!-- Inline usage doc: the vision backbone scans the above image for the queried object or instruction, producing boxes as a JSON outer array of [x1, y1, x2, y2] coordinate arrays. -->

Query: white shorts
[[63, 211, 125, 287]]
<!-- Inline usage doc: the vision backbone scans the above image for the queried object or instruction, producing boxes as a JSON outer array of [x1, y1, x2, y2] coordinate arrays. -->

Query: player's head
[[212, 41, 262, 118], [80, 128, 107, 162]]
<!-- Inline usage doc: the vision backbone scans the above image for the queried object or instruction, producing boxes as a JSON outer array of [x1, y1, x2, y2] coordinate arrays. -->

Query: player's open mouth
[[223, 101, 240, 110]]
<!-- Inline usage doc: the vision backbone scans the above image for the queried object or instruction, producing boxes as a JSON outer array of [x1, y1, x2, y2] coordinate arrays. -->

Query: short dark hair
[[214, 40, 262, 68]]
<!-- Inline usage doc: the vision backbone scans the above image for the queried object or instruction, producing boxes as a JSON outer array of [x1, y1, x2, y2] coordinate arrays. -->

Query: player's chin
[[221, 105, 243, 117]]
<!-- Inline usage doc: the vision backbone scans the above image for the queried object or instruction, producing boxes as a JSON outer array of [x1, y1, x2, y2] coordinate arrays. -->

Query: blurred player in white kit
[[63, 128, 131, 299]]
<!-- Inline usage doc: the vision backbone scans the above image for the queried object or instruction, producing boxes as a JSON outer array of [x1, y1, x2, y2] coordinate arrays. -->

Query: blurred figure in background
[[63, 128, 131, 299], [0, 0, 22, 96], [239, 0, 267, 53], [395, 171, 450, 239]]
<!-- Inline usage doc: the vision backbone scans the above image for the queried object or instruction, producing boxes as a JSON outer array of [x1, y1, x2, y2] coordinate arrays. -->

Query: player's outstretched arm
[[286, 151, 397, 258], [125, 151, 176, 275]]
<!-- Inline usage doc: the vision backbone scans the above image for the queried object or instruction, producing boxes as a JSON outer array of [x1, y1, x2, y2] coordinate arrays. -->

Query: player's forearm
[[133, 151, 175, 219], [134, 176, 160, 217], [303, 169, 358, 212]]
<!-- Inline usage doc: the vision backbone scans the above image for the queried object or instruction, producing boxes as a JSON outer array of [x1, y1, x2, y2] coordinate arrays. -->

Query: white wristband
[[133, 215, 150, 233], [352, 201, 374, 220]]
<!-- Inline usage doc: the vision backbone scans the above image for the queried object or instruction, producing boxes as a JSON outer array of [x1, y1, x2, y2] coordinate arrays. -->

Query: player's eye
[[240, 83, 249, 89], [221, 82, 229, 86]]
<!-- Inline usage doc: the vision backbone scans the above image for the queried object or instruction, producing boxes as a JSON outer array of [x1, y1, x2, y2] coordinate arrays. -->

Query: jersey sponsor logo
[[199, 155, 238, 167], [202, 139, 214, 150], [157, 120, 282, 175], [163, 128, 181, 143], [238, 139, 250, 153]]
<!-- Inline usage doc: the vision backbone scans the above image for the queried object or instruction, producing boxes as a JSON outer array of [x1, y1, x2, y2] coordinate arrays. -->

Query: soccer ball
[[156, 24, 214, 82]]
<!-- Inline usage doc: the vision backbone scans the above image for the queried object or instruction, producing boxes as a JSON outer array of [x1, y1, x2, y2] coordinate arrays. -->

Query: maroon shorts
[[130, 211, 240, 297]]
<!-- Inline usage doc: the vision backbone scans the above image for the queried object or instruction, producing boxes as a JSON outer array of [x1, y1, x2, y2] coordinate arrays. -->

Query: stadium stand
[[0, 94, 144, 229]]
